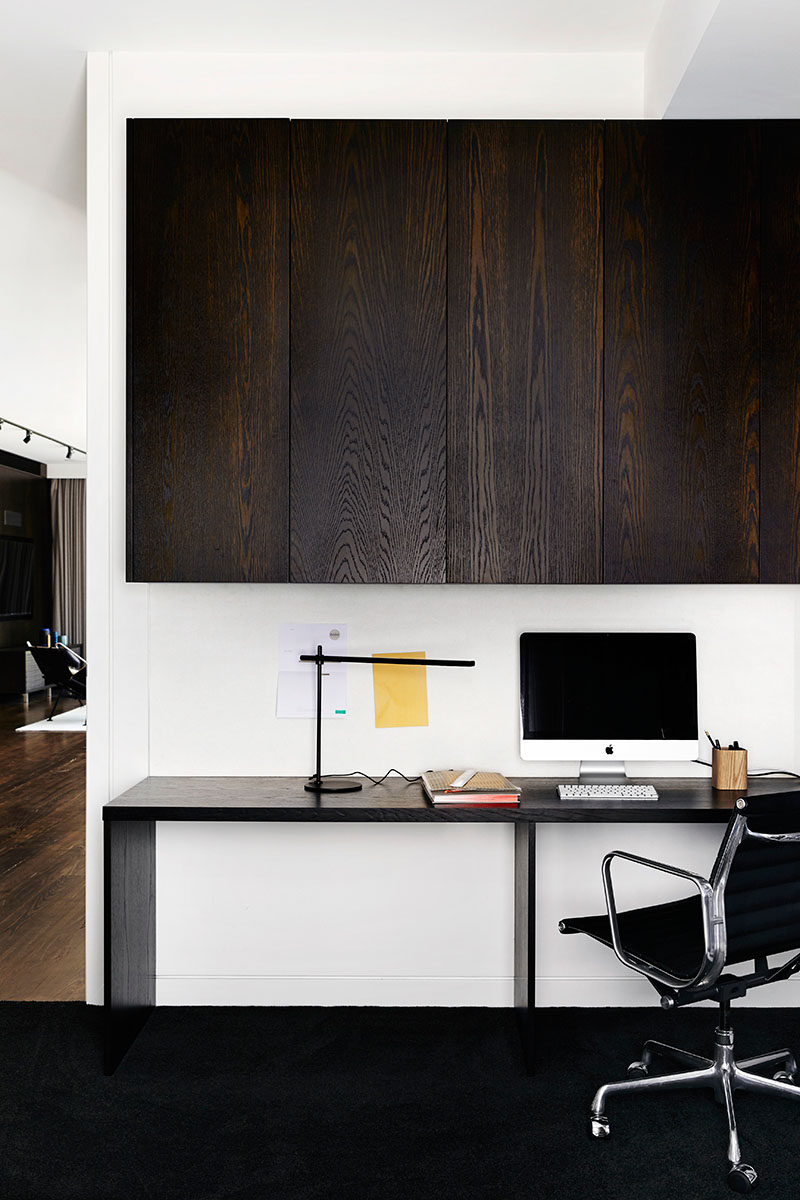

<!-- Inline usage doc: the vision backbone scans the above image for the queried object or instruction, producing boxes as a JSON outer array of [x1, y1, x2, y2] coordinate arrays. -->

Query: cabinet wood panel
[[127, 119, 289, 582], [604, 121, 760, 583], [447, 121, 603, 583], [290, 120, 447, 583], [762, 121, 800, 583]]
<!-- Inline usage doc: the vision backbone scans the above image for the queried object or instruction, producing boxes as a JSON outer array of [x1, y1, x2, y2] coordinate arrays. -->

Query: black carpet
[[2, 1004, 800, 1199]]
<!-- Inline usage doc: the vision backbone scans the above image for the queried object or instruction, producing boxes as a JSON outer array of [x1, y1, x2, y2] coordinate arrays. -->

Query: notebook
[[421, 770, 521, 806]]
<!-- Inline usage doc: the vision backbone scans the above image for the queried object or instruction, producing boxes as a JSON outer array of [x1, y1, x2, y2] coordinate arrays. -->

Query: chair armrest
[[57, 644, 87, 667], [601, 850, 726, 991]]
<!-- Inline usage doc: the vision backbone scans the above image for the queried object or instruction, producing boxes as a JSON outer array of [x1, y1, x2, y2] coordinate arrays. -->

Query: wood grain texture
[[104, 818, 155, 1072], [290, 120, 447, 583], [102, 773, 791, 823], [127, 119, 289, 582], [604, 121, 760, 583], [447, 121, 603, 583], [0, 694, 84, 1000], [761, 120, 800, 582], [514, 822, 535, 1071]]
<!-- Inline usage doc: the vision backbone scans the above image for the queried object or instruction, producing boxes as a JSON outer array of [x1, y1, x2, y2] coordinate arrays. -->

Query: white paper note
[[276, 623, 347, 719]]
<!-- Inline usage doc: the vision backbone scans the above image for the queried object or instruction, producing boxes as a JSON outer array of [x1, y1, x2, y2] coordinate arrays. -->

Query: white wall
[[643, 0, 721, 117], [149, 585, 796, 779], [0, 168, 86, 456], [151, 584, 798, 1007], [86, 54, 150, 1008], [663, 0, 800, 118], [87, 50, 800, 1010]]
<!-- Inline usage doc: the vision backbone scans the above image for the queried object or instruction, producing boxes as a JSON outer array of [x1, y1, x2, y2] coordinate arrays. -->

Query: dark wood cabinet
[[447, 121, 603, 583], [126, 117, 800, 585], [127, 119, 289, 582], [761, 122, 800, 583], [289, 120, 447, 583], [603, 121, 760, 584]]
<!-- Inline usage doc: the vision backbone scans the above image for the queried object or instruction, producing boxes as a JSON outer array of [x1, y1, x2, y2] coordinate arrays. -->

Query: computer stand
[[579, 760, 630, 785]]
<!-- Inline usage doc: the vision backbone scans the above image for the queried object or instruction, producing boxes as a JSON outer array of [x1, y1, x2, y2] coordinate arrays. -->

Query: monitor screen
[[519, 632, 698, 763], [0, 536, 34, 620]]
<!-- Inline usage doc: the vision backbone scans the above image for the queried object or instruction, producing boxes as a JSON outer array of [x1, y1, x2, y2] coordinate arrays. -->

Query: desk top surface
[[104, 774, 800, 823]]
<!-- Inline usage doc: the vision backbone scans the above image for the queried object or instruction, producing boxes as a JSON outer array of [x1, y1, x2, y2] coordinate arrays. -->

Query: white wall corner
[[644, 0, 722, 117], [86, 51, 151, 1007], [85, 51, 112, 1008]]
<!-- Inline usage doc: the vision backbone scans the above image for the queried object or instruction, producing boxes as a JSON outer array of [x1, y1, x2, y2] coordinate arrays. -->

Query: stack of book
[[421, 769, 521, 808]]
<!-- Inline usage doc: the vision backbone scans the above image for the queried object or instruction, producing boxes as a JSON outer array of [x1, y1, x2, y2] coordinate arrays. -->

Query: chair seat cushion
[[560, 895, 706, 981]]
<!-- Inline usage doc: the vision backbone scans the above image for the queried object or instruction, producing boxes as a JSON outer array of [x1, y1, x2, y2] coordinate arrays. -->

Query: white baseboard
[[156, 975, 514, 1006], [157, 973, 800, 1008], [538, 975, 800, 1006]]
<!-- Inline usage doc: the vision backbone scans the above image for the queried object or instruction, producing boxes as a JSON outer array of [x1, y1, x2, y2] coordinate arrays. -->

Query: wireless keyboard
[[558, 784, 659, 801]]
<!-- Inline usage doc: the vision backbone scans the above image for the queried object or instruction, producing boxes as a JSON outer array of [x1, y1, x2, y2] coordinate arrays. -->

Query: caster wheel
[[590, 1115, 610, 1139], [727, 1164, 758, 1193], [773, 1070, 795, 1084], [626, 1060, 649, 1080]]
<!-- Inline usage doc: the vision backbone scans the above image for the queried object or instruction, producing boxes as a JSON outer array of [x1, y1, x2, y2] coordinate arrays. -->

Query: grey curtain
[[50, 479, 86, 648]]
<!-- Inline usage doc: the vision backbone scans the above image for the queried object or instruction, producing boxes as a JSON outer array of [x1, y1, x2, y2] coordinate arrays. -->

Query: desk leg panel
[[514, 821, 536, 1073], [104, 819, 156, 1073]]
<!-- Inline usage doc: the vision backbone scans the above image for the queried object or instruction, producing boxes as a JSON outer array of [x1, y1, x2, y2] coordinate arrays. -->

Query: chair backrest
[[712, 791, 800, 967], [27, 645, 75, 686]]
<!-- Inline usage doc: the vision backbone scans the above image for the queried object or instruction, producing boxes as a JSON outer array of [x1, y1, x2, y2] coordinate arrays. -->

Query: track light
[[0, 417, 85, 458]]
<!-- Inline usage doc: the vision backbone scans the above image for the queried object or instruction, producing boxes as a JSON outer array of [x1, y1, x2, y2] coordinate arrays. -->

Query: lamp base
[[304, 777, 363, 794]]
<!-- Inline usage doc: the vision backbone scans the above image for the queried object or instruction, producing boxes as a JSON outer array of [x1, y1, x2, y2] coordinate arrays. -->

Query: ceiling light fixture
[[0, 417, 85, 459]]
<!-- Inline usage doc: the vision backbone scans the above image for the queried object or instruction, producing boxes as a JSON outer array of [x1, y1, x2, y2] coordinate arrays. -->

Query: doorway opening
[[0, 443, 86, 1000]]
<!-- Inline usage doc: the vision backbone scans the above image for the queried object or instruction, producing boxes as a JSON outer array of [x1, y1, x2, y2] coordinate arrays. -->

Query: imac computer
[[519, 632, 699, 783]]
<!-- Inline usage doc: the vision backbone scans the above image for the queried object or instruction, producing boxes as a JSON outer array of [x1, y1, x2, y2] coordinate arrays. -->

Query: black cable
[[693, 758, 800, 779], [746, 770, 800, 779], [334, 768, 421, 786]]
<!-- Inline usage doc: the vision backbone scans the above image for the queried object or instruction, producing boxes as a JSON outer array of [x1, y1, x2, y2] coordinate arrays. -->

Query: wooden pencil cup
[[712, 747, 748, 791]]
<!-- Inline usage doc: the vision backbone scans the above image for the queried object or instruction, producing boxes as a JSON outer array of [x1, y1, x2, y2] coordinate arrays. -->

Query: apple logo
[[605, 744, 614, 755]]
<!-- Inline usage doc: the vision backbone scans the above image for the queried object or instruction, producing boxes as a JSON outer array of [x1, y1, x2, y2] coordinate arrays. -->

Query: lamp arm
[[299, 654, 475, 667], [299, 649, 474, 795]]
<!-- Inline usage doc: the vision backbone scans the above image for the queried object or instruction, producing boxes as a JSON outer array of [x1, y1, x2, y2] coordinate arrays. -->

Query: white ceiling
[[1, 0, 667, 208], [5, 0, 667, 53], [667, 0, 800, 116], [4, 0, 800, 208]]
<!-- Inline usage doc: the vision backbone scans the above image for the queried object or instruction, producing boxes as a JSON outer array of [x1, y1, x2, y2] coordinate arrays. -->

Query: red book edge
[[432, 795, 520, 806]]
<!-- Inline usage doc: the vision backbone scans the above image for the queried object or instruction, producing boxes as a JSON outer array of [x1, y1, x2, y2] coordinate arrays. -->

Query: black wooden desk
[[103, 775, 800, 1073]]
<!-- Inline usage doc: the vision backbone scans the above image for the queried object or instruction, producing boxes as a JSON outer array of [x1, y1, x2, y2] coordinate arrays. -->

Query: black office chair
[[27, 643, 86, 721], [560, 791, 800, 1193]]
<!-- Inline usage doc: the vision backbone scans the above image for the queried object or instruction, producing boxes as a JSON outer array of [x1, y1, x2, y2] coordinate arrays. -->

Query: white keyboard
[[558, 784, 659, 801]]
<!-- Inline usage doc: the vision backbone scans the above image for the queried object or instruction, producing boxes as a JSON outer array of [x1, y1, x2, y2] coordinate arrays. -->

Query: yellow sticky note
[[372, 651, 429, 728]]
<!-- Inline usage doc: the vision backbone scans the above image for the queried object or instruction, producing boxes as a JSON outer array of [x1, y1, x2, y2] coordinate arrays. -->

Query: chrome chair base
[[590, 1027, 800, 1193]]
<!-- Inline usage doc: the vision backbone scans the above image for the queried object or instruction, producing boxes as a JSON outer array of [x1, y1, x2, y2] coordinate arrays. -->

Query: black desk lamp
[[299, 646, 475, 793]]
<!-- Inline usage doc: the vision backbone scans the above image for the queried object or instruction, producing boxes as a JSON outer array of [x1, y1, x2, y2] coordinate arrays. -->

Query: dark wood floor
[[0, 692, 85, 1000]]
